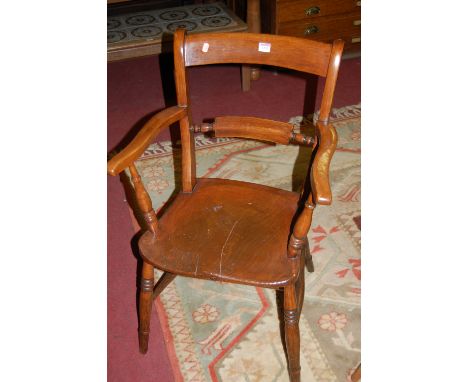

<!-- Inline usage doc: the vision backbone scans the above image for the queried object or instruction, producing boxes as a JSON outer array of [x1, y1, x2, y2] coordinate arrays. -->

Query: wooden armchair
[[108, 29, 343, 382]]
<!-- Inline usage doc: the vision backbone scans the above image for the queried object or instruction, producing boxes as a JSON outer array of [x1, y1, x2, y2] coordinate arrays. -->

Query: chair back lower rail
[[191, 116, 315, 146]]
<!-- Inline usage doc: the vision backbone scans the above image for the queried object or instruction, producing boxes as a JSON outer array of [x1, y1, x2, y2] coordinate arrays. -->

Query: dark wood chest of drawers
[[261, 0, 361, 53]]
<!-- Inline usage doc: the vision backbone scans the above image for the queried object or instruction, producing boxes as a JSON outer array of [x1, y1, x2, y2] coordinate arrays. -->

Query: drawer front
[[277, 11, 361, 43], [277, 0, 360, 24]]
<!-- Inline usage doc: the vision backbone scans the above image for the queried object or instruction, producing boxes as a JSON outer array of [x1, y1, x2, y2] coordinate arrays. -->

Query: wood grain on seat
[[139, 178, 301, 288]]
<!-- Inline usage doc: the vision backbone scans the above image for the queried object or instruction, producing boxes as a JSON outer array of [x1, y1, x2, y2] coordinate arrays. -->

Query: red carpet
[[108, 54, 360, 382]]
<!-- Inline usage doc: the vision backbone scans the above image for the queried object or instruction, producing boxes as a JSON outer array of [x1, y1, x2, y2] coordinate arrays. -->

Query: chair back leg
[[284, 284, 301, 381], [303, 239, 314, 273], [296, 266, 305, 318], [241, 65, 251, 92]]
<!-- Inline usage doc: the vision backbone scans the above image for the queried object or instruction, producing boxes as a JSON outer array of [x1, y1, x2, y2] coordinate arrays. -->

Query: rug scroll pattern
[[134, 104, 361, 381], [108, 2, 244, 46]]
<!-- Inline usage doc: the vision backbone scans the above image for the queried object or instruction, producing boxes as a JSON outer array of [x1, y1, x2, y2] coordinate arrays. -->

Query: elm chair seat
[[139, 178, 300, 288]]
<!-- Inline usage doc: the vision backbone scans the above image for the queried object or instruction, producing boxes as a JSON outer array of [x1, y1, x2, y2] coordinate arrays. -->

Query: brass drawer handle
[[304, 25, 319, 35], [356, 1, 361, 6], [305, 6, 320, 16], [353, 20, 361, 26], [352, 37, 361, 43]]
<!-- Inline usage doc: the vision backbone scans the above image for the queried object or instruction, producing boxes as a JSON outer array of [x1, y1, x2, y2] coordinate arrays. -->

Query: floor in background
[[108, 55, 360, 382]]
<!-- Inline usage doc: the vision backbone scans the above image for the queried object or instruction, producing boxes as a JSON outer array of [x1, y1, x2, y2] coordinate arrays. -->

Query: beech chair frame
[[108, 29, 343, 382]]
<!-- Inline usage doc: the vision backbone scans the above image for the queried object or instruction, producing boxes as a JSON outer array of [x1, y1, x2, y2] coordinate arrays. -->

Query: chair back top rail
[[183, 32, 332, 77]]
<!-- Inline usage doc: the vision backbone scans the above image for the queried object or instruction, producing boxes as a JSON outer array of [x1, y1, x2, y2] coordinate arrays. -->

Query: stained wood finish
[[107, 29, 344, 381], [129, 164, 158, 234], [290, 132, 315, 146], [107, 106, 186, 176], [277, 10, 361, 42], [214, 116, 293, 144], [276, 0, 359, 24], [311, 121, 338, 205], [139, 178, 301, 288], [241, 64, 252, 92], [296, 263, 305, 317], [247, 0, 261, 81], [284, 284, 301, 381], [261, 0, 360, 53], [310, 39, 343, 205], [183, 31, 332, 77], [191, 117, 315, 146], [174, 30, 197, 193], [303, 238, 314, 273], [319, 39, 344, 122], [138, 261, 154, 354], [288, 194, 314, 265]]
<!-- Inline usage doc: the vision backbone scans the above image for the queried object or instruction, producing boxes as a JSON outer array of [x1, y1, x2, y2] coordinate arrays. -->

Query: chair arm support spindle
[[288, 197, 315, 258], [129, 164, 158, 234]]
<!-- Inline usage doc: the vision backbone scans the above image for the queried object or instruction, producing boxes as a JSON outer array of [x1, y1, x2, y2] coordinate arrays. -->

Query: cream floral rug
[[133, 104, 361, 381]]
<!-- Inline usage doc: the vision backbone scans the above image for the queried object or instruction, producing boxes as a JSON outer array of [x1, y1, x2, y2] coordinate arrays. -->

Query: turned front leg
[[284, 284, 301, 382]]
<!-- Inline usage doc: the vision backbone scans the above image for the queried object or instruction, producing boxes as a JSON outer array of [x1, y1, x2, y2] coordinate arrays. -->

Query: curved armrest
[[107, 106, 187, 176], [311, 121, 338, 205]]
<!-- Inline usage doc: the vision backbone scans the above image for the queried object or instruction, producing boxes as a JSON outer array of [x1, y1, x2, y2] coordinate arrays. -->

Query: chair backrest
[[172, 29, 343, 193], [172, 29, 343, 258]]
